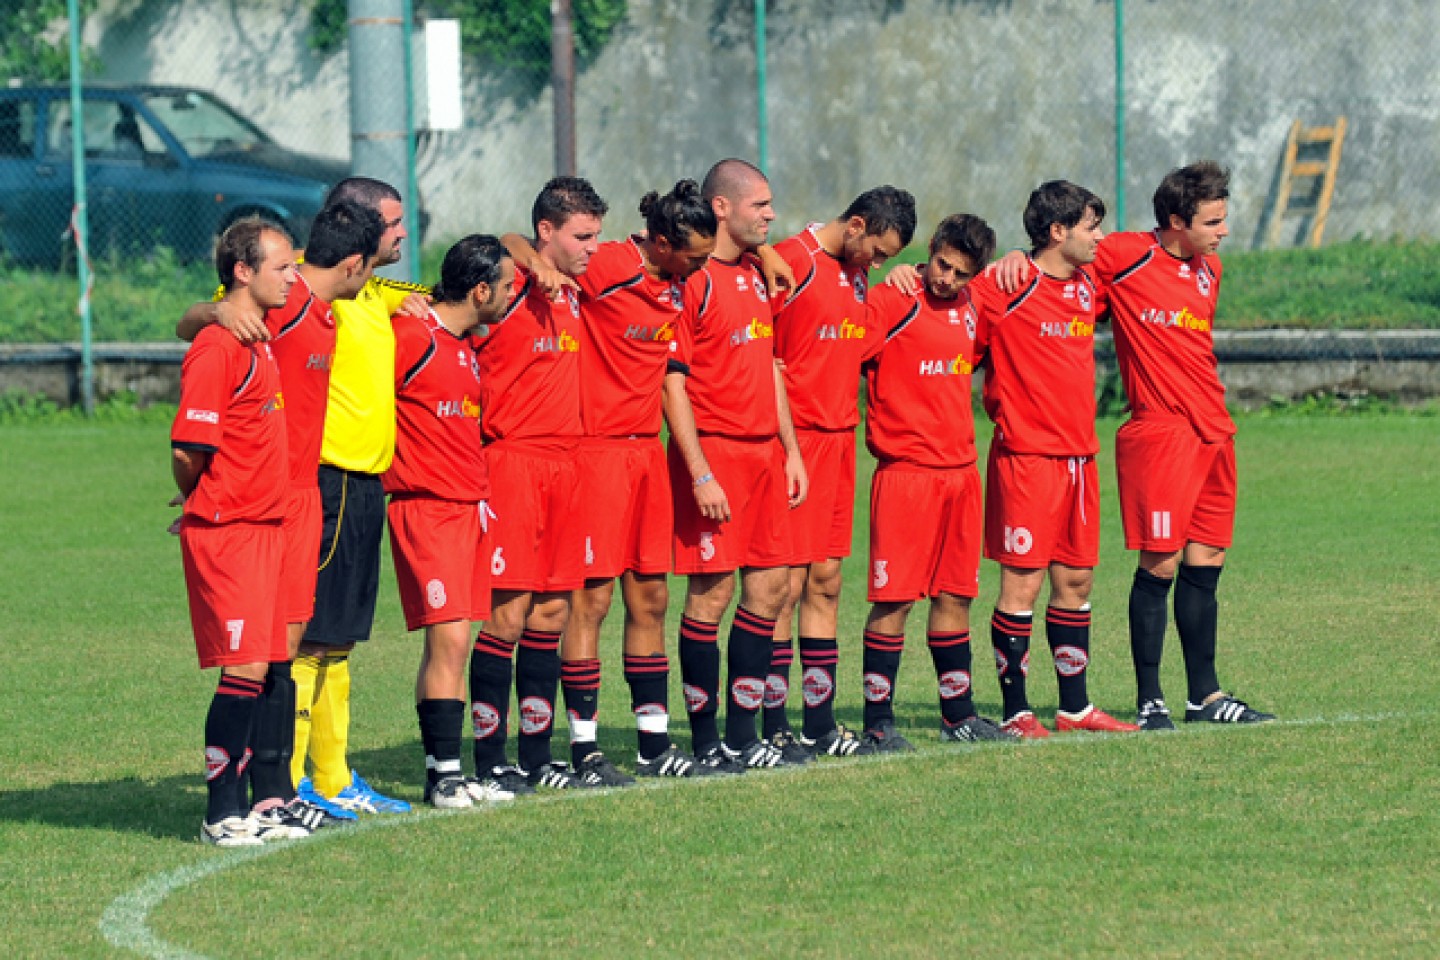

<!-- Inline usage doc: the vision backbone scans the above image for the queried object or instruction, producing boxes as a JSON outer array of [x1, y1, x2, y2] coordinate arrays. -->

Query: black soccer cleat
[[940, 715, 1018, 743], [1137, 698, 1176, 731], [574, 751, 637, 788], [525, 761, 583, 790], [693, 743, 747, 776], [767, 729, 816, 764], [635, 744, 700, 778], [727, 739, 785, 769], [1185, 695, 1275, 724], [797, 723, 873, 757], [860, 719, 916, 754]]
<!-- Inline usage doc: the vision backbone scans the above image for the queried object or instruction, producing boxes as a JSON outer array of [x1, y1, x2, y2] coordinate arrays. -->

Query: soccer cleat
[[860, 719, 916, 753], [694, 743, 747, 776], [1185, 695, 1275, 724], [797, 723, 873, 757], [767, 729, 816, 765], [251, 798, 326, 840], [1055, 704, 1141, 733], [201, 815, 263, 847], [331, 770, 412, 814], [296, 776, 359, 821], [1001, 711, 1051, 739], [727, 739, 785, 769], [574, 751, 637, 788], [940, 715, 1018, 743], [424, 775, 475, 809], [472, 765, 535, 799], [634, 744, 699, 778], [525, 761, 582, 790], [1137, 698, 1176, 732]]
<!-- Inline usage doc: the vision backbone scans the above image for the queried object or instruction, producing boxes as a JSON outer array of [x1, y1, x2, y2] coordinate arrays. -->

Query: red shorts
[[280, 485, 321, 624], [387, 497, 492, 631], [181, 520, 286, 669], [984, 449, 1100, 569], [576, 437, 672, 579], [1115, 418, 1237, 552], [670, 435, 794, 575], [486, 441, 585, 593], [868, 462, 982, 602], [788, 428, 857, 564]]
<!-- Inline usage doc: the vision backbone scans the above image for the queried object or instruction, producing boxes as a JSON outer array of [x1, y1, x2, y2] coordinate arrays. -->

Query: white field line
[[99, 709, 1429, 958]]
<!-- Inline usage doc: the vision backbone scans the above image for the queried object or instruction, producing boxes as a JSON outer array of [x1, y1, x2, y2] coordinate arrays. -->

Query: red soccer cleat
[[1001, 710, 1051, 739], [1055, 704, 1140, 733]]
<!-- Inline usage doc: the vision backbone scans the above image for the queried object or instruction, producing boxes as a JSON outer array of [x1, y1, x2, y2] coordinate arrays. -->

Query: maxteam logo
[[938, 670, 971, 699], [426, 578, 447, 610], [863, 672, 892, 702], [802, 667, 833, 706], [519, 697, 553, 734], [472, 701, 502, 739], [731, 677, 766, 710], [683, 683, 709, 713], [204, 746, 229, 782], [1052, 645, 1089, 677], [764, 674, 789, 708]]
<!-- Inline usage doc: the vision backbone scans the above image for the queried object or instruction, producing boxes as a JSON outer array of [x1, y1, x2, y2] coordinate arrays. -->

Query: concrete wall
[[89, 0, 1439, 249]]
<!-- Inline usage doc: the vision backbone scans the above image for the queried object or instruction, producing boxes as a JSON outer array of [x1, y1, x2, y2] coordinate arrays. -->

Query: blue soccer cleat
[[330, 770, 412, 814]]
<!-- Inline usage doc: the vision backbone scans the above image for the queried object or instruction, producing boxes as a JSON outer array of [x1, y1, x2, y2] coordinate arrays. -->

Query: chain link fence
[[2, 0, 1437, 348]]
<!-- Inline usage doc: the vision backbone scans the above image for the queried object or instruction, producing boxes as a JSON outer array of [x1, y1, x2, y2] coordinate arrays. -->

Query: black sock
[[516, 629, 561, 771], [724, 607, 775, 749], [417, 698, 465, 785], [1129, 569, 1173, 704], [928, 630, 976, 724], [248, 661, 296, 805], [1176, 564, 1223, 704], [561, 657, 602, 767], [762, 637, 794, 738], [1047, 606, 1093, 715], [205, 673, 263, 823], [679, 616, 722, 754], [991, 610, 1033, 721], [861, 629, 904, 729], [470, 630, 515, 773], [624, 653, 671, 760], [798, 636, 839, 739]]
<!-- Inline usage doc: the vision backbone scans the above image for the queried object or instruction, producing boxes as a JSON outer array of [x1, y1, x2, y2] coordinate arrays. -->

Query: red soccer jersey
[[172, 326, 288, 524], [574, 236, 685, 438], [674, 254, 779, 440], [1093, 230, 1235, 442], [864, 282, 981, 468], [265, 273, 334, 486], [970, 262, 1101, 456], [384, 310, 489, 501], [772, 225, 877, 431], [476, 264, 583, 445]]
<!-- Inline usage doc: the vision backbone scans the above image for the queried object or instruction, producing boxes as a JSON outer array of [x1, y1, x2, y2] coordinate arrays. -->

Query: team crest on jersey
[[731, 677, 766, 710], [472, 702, 501, 738], [863, 672, 892, 702], [1052, 645, 1089, 677], [1196, 268, 1212, 296], [562, 288, 581, 317], [658, 282, 684, 310], [763, 674, 788, 708], [752, 272, 769, 302], [938, 670, 971, 700], [802, 667, 834, 706], [852, 273, 867, 303], [965, 307, 977, 341], [519, 696, 553, 734], [1178, 263, 1192, 278], [1076, 283, 1092, 312]]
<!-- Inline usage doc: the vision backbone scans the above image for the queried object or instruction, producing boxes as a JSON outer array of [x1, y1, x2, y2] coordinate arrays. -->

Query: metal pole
[[67, 0, 94, 415], [551, 0, 577, 176], [1113, 0, 1126, 230], [348, 0, 415, 281], [402, 0, 419, 271], [755, 0, 767, 174]]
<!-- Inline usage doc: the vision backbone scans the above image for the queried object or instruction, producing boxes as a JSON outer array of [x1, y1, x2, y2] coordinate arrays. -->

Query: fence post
[[349, 0, 417, 281], [552, 0, 577, 177], [67, 0, 94, 415], [1113, 0, 1126, 230], [755, 0, 768, 174]]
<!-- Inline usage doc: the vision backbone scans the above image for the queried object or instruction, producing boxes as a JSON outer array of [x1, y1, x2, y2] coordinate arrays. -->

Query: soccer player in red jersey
[[763, 186, 916, 757], [386, 235, 515, 809], [172, 218, 296, 845], [663, 159, 810, 772], [471, 178, 621, 794], [968, 180, 1138, 739], [858, 213, 1018, 750], [243, 201, 382, 832]]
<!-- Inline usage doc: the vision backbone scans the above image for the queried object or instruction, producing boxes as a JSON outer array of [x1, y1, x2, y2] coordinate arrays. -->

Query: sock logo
[[204, 746, 229, 781], [1052, 645, 1089, 677], [731, 677, 765, 710], [863, 672, 892, 702], [682, 684, 709, 713], [763, 674, 789, 708], [938, 670, 971, 699], [426, 578, 448, 610], [802, 667, 834, 706], [634, 703, 667, 717], [471, 701, 501, 739], [519, 697, 553, 734], [1021, 651, 1031, 677], [993, 649, 1009, 674], [236, 748, 252, 776]]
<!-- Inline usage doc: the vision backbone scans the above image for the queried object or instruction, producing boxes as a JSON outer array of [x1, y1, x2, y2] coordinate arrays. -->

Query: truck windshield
[[140, 90, 270, 158]]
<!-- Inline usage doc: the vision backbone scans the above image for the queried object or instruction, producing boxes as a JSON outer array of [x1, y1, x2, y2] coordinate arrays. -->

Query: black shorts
[[303, 466, 385, 647]]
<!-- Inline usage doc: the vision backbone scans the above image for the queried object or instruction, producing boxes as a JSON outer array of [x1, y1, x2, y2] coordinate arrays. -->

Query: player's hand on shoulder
[[397, 292, 432, 318], [755, 245, 796, 300], [532, 262, 579, 298], [215, 300, 270, 344], [988, 250, 1031, 294], [883, 262, 922, 296]]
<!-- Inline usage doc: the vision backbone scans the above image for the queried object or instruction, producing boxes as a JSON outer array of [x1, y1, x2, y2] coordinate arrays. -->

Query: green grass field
[[2, 414, 1438, 958]]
